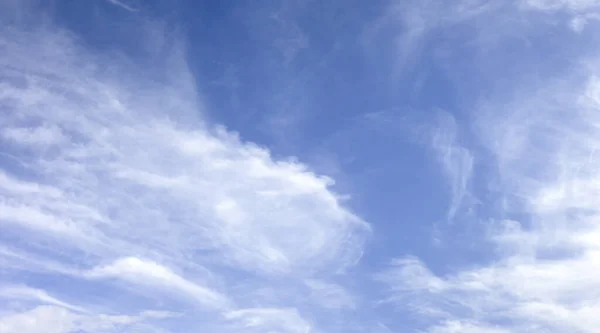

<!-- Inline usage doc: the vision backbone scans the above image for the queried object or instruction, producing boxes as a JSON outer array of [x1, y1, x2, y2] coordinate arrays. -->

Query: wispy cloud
[[0, 22, 369, 270], [85, 257, 231, 309], [523, 0, 600, 31], [303, 279, 357, 310], [9, 1, 600, 332], [429, 112, 474, 220], [0, 6, 369, 333], [377, 12, 600, 332], [224, 307, 312, 333], [524, 0, 600, 11], [0, 285, 86, 313], [0, 284, 177, 333], [362, 0, 499, 74], [0, 305, 175, 333], [358, 109, 474, 220], [104, 0, 138, 12]]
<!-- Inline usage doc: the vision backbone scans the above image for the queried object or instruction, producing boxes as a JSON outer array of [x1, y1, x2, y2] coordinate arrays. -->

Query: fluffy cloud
[[0, 7, 369, 333]]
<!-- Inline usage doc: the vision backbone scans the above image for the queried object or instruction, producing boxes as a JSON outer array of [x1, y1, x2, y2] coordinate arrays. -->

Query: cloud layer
[[3, 1, 600, 333], [0, 11, 369, 333], [376, 2, 600, 332]]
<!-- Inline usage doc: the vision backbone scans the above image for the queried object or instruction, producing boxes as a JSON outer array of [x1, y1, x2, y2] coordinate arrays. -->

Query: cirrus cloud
[[0, 6, 369, 333]]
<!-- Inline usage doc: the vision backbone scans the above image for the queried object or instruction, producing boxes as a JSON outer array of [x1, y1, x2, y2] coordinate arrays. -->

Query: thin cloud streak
[[104, 0, 138, 12], [224, 308, 312, 333], [85, 257, 231, 309], [0, 285, 86, 313], [430, 112, 474, 220]]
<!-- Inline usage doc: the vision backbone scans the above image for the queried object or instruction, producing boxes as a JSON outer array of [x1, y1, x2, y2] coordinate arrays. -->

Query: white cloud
[[362, 0, 499, 73], [0, 306, 77, 333], [0, 12, 368, 274], [377, 257, 447, 295], [304, 279, 356, 309], [523, 0, 600, 31], [426, 321, 511, 333], [0, 24, 368, 275], [104, 0, 138, 12], [2, 125, 67, 146], [429, 112, 474, 220], [86, 257, 230, 309], [0, 245, 78, 276], [224, 307, 311, 333], [351, 108, 475, 221], [378, 49, 600, 332], [0, 6, 369, 333], [0, 305, 175, 333], [0, 285, 85, 313], [569, 12, 600, 31], [524, 0, 600, 11]]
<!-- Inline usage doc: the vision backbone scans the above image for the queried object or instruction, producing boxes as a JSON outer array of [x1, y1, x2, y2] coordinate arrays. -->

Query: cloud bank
[[0, 9, 369, 333]]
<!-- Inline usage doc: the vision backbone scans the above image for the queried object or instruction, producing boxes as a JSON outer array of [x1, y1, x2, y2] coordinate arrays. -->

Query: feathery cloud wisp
[[378, 35, 600, 333], [0, 8, 369, 333]]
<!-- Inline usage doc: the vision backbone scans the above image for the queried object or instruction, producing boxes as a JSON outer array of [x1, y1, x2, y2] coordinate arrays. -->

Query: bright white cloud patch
[[0, 24, 368, 275], [0, 12, 368, 333]]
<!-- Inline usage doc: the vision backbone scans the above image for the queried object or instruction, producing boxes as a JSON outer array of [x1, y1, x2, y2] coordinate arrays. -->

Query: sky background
[[2, 0, 600, 332]]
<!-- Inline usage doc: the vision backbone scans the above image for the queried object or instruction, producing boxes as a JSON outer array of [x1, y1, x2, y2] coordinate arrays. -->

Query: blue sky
[[2, 0, 600, 332]]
